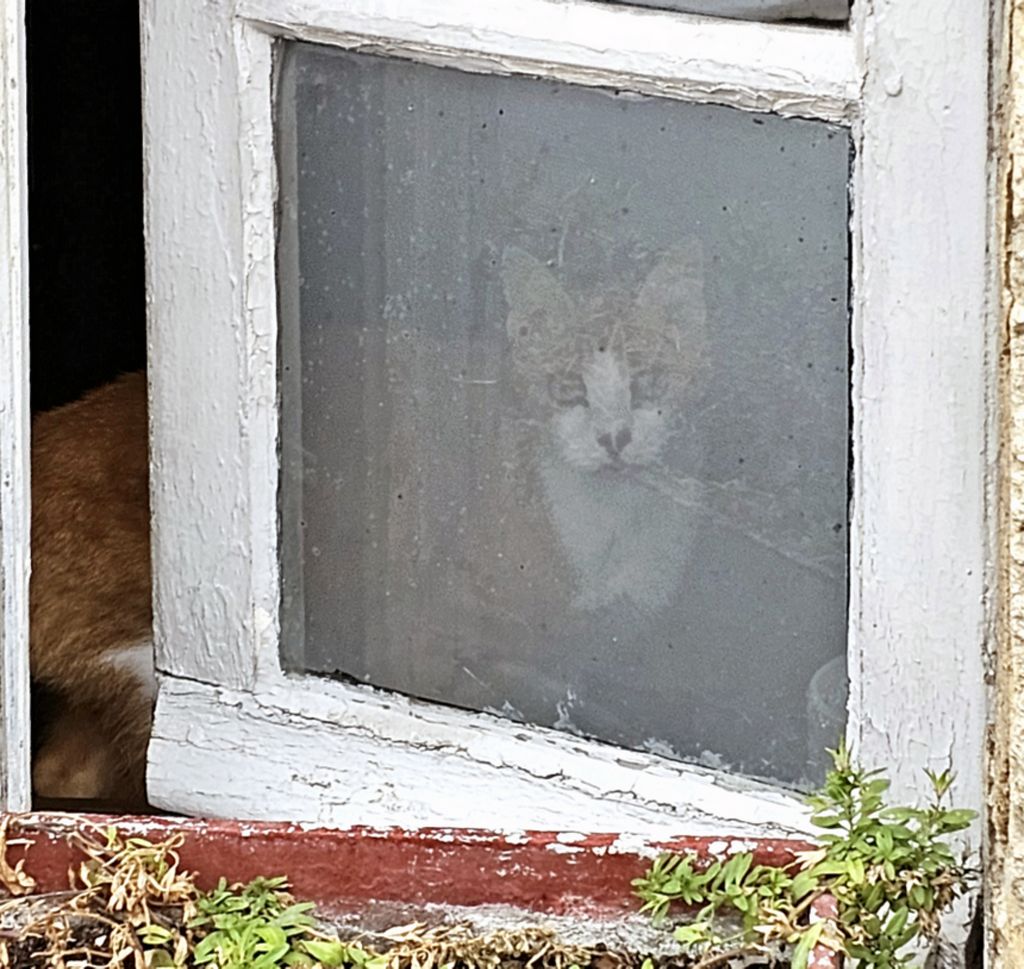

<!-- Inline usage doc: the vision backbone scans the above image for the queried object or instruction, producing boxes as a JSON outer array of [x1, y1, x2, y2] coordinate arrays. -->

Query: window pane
[[277, 42, 850, 788], [600, 0, 849, 21]]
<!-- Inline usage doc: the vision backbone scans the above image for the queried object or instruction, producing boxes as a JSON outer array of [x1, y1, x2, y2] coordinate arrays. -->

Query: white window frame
[[141, 0, 994, 837], [0, 0, 30, 813]]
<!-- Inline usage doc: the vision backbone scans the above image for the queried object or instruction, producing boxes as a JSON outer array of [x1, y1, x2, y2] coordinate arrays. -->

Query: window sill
[[1, 814, 840, 966]]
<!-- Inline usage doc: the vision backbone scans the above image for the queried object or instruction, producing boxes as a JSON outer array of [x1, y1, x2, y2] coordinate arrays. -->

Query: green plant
[[633, 744, 976, 969], [186, 876, 382, 969]]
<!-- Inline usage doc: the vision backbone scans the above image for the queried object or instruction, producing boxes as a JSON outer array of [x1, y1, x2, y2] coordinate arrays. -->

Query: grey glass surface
[[602, 0, 849, 21], [276, 42, 850, 788]]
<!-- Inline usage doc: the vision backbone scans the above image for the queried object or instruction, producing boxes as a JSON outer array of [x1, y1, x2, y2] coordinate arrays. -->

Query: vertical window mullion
[[848, 0, 991, 813], [0, 0, 31, 813]]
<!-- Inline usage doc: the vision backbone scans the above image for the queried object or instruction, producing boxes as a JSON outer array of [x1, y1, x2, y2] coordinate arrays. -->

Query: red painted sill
[[2, 815, 841, 968]]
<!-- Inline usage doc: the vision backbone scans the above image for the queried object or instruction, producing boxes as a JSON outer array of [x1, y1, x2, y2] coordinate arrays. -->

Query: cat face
[[501, 243, 707, 471]]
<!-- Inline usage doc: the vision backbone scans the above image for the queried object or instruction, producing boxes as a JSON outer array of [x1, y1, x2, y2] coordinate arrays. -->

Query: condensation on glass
[[601, 0, 850, 22], [276, 42, 850, 788]]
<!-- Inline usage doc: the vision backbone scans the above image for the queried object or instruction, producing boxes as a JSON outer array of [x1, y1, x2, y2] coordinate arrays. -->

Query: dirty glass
[[600, 0, 849, 22], [276, 42, 850, 788]]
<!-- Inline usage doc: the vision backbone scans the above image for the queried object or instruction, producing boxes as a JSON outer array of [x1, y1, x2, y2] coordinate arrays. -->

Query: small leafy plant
[[633, 744, 976, 969], [187, 876, 381, 969]]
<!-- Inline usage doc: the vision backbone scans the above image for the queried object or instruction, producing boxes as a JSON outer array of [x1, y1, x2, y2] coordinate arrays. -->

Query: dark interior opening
[[27, 0, 145, 415], [27, 0, 147, 811]]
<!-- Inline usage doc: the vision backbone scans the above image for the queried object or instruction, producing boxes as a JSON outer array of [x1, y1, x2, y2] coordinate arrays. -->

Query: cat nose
[[597, 427, 632, 457]]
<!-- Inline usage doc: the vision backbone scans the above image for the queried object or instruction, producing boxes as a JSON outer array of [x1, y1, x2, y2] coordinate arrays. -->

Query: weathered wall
[[992, 0, 1024, 964]]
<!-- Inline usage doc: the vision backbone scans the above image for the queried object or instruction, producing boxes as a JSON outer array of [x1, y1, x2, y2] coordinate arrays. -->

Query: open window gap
[[25, 0, 151, 815]]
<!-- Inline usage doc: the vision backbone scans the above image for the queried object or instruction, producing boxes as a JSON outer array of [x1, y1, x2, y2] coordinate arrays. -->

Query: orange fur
[[30, 373, 152, 804], [31, 703, 125, 800]]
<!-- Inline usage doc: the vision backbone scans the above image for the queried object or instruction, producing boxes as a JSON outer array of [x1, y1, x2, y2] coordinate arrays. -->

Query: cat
[[499, 241, 708, 614], [380, 241, 710, 746], [295, 241, 709, 756], [30, 372, 153, 807]]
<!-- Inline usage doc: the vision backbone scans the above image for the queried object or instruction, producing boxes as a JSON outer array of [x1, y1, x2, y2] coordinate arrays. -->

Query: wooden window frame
[[0, 0, 30, 813], [133, 0, 996, 838]]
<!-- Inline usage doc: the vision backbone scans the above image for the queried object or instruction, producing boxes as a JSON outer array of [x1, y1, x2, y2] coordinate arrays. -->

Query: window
[[276, 43, 849, 790], [140, 0, 991, 836]]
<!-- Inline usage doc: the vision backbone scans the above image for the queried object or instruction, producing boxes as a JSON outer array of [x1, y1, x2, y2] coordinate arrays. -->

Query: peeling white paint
[[847, 0, 990, 823], [0, 0, 30, 813], [237, 0, 857, 123], [605, 833, 662, 858], [544, 843, 584, 855], [843, 0, 995, 954], [149, 676, 813, 835]]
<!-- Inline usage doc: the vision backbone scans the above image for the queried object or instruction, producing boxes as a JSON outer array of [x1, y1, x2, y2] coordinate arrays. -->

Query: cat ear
[[501, 246, 575, 345], [636, 238, 707, 337]]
